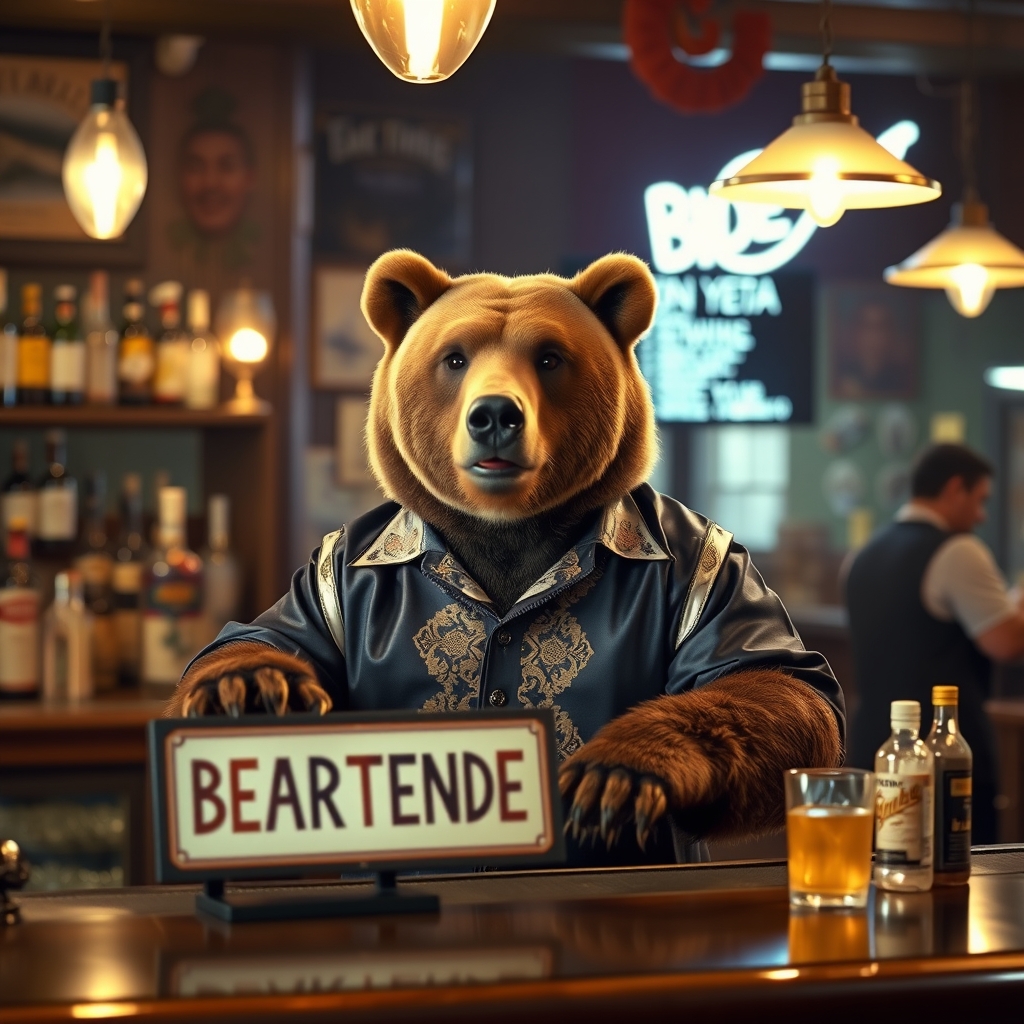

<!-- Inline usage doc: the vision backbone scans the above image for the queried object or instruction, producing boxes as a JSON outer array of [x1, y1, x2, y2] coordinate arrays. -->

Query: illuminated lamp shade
[[885, 200, 1024, 318], [985, 366, 1024, 391], [710, 65, 941, 227], [61, 79, 147, 240], [350, 0, 496, 83], [215, 287, 276, 414]]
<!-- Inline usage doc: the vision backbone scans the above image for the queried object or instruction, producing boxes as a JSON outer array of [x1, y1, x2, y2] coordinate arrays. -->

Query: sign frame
[[149, 708, 565, 885]]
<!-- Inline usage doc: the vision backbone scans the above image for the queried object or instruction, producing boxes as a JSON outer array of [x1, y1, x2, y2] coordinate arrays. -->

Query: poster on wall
[[313, 108, 472, 265], [828, 284, 920, 401], [312, 265, 382, 390]]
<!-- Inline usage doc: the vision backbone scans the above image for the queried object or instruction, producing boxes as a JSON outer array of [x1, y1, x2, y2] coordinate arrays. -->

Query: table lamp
[[215, 287, 275, 414]]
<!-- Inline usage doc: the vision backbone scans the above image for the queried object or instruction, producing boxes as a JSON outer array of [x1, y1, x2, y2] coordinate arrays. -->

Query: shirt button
[[496, 629, 512, 646], [489, 688, 508, 708]]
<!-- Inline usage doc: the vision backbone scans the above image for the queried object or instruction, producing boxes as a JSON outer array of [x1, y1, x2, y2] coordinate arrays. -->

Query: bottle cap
[[932, 685, 959, 706], [149, 281, 183, 308], [55, 284, 76, 302], [188, 289, 210, 333], [891, 700, 921, 729], [54, 570, 84, 605], [159, 486, 187, 529]]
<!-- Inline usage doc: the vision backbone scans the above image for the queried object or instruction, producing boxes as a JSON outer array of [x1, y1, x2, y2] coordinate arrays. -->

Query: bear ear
[[361, 249, 453, 349], [569, 253, 657, 350]]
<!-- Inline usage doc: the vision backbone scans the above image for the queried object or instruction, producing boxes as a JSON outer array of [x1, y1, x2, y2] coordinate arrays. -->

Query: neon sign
[[644, 121, 921, 276]]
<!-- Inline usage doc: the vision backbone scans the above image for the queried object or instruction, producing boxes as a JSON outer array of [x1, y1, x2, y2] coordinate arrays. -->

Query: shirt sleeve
[[665, 541, 847, 747], [922, 534, 1017, 638]]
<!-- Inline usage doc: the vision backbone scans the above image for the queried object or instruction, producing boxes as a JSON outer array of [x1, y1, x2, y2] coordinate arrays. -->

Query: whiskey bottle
[[185, 289, 220, 410], [16, 283, 50, 405], [927, 686, 972, 885], [202, 493, 240, 642], [35, 429, 78, 561], [2, 439, 37, 540], [50, 284, 86, 405], [118, 279, 155, 405], [875, 700, 935, 892], [84, 271, 118, 405], [0, 518, 41, 699], [42, 569, 93, 703], [112, 473, 146, 687], [0, 268, 15, 407], [151, 281, 189, 405], [141, 486, 204, 689]]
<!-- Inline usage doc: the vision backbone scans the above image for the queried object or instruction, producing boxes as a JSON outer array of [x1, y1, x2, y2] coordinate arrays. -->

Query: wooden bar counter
[[3, 850, 1024, 1023]]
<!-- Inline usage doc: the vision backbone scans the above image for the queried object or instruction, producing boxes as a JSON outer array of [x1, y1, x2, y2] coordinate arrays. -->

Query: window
[[691, 425, 789, 551]]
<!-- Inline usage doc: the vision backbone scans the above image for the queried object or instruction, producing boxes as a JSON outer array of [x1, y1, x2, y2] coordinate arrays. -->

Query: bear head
[[360, 250, 658, 527]]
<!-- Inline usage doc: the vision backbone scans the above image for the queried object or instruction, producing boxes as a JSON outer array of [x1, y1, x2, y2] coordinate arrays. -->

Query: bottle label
[[2, 492, 38, 533], [17, 336, 50, 388], [0, 587, 40, 692], [51, 340, 86, 391], [940, 770, 972, 869], [142, 615, 203, 684], [154, 340, 190, 401], [119, 337, 155, 384], [875, 772, 933, 867], [38, 488, 78, 541], [112, 561, 143, 596]]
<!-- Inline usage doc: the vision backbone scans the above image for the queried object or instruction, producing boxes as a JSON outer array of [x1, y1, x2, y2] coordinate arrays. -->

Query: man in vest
[[846, 443, 1024, 843]]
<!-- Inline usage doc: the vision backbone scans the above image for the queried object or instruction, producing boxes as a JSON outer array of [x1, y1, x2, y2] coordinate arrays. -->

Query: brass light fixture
[[351, 0, 496, 83], [710, 0, 941, 226]]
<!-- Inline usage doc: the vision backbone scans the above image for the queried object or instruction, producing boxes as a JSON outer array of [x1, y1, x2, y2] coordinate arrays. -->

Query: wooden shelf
[[0, 406, 271, 429]]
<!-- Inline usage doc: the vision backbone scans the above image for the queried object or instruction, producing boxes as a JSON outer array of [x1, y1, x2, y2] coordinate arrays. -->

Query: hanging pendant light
[[62, 14, 147, 240], [350, 0, 496, 83], [886, 9, 1024, 319], [710, 0, 940, 226]]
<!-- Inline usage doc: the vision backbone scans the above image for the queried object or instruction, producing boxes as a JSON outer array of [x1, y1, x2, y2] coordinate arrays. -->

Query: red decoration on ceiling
[[624, 0, 772, 114]]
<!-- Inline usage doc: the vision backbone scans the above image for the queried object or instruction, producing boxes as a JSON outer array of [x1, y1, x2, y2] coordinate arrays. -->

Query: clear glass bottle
[[151, 281, 189, 405], [141, 486, 204, 689], [875, 699, 935, 892], [35, 429, 78, 561], [112, 473, 146, 688], [17, 282, 50, 405], [42, 569, 93, 703], [118, 279, 154, 405], [74, 472, 118, 693], [50, 284, 86, 405], [0, 518, 41, 699], [84, 271, 119, 405], [185, 289, 220, 410], [2, 439, 37, 540], [202, 493, 240, 643], [926, 685, 973, 886]]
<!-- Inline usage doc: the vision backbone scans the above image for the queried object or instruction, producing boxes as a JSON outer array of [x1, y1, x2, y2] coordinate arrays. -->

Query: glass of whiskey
[[785, 768, 876, 909]]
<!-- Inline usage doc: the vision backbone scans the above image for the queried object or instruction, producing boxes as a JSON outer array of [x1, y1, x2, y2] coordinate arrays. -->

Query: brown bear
[[169, 250, 843, 866]]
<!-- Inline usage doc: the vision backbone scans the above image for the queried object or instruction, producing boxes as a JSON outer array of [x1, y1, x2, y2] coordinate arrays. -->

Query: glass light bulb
[[808, 158, 845, 228], [946, 263, 994, 318], [62, 103, 147, 240], [351, 0, 496, 83], [228, 328, 269, 364]]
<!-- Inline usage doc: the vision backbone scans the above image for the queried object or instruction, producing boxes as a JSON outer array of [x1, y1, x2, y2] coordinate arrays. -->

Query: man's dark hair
[[911, 443, 994, 498]]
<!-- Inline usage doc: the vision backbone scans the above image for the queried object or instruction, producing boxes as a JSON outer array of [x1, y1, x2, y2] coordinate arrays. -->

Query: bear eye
[[537, 351, 563, 371], [444, 352, 467, 371]]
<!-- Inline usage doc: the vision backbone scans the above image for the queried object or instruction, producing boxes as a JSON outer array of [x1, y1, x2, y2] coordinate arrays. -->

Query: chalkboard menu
[[638, 270, 815, 424]]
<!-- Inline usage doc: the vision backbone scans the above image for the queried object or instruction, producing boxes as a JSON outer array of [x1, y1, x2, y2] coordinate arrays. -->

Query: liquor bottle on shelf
[[0, 268, 15, 406], [0, 517, 41, 699], [141, 486, 204, 690], [35, 429, 78, 561], [875, 700, 935, 892], [118, 279, 155, 405], [74, 472, 118, 692], [2, 439, 37, 539], [42, 569, 93, 703], [202, 493, 240, 642], [151, 281, 189, 405], [149, 469, 170, 547], [112, 473, 146, 687], [17, 282, 50, 406], [927, 686, 973, 886], [50, 284, 86, 406], [84, 271, 118, 406], [185, 289, 220, 410]]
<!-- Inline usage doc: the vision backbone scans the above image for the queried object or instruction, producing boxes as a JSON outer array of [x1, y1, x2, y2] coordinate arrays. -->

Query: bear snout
[[466, 394, 524, 449]]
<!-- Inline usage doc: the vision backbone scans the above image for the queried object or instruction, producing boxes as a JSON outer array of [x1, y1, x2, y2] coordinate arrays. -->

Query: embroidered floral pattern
[[430, 553, 492, 604], [515, 549, 583, 604], [351, 507, 425, 566], [415, 603, 487, 711], [598, 495, 668, 560], [518, 573, 601, 759]]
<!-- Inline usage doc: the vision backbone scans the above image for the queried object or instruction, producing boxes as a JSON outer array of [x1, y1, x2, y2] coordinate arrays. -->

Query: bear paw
[[168, 643, 332, 718]]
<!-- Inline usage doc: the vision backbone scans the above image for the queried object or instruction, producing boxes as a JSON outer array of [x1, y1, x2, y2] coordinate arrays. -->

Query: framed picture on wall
[[0, 41, 149, 266], [827, 284, 920, 401], [335, 394, 374, 486], [312, 264, 382, 390]]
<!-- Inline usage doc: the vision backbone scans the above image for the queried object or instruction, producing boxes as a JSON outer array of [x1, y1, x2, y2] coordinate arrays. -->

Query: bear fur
[[169, 249, 843, 854]]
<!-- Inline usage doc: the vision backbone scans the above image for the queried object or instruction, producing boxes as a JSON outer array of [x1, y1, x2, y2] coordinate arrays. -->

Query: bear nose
[[466, 395, 525, 447]]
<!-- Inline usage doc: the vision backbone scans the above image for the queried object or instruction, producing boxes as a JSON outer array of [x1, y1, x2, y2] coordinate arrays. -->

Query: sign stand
[[195, 871, 440, 923]]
